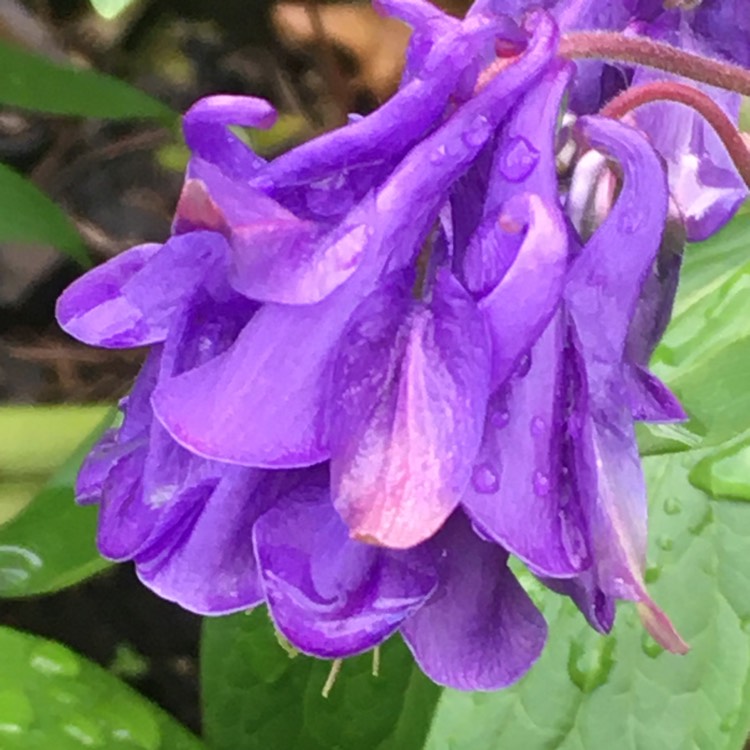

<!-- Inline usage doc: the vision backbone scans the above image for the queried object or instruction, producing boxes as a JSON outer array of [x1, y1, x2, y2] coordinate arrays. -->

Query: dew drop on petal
[[515, 353, 532, 378], [616, 205, 646, 235], [530, 416, 545, 438], [498, 136, 540, 183], [462, 115, 492, 148], [533, 470, 550, 497], [471, 462, 500, 494]]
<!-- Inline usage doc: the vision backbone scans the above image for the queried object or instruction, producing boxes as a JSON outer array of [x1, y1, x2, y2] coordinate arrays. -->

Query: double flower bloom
[[56, 0, 749, 689]]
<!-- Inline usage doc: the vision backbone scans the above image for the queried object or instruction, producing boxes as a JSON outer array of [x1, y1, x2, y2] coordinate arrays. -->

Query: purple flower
[[55, 0, 748, 689]]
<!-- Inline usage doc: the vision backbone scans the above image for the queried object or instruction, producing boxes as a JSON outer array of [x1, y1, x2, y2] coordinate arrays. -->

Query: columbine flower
[[56, 0, 750, 688]]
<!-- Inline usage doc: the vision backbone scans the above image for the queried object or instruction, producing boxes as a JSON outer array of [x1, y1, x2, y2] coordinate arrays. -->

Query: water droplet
[[515, 354, 532, 378], [498, 136, 540, 183], [0, 545, 43, 594], [567, 637, 615, 693], [663, 497, 682, 515], [616, 205, 646, 235], [0, 688, 33, 734], [533, 471, 550, 497], [462, 115, 492, 148], [657, 535, 674, 552], [63, 715, 105, 747], [740, 617, 750, 634], [644, 565, 660, 584], [429, 145, 448, 165], [530, 416, 545, 438], [688, 439, 750, 502], [689, 504, 713, 536], [471, 463, 500, 494], [491, 408, 510, 428], [559, 512, 587, 568], [640, 632, 663, 659], [31, 641, 81, 678], [720, 709, 740, 733]]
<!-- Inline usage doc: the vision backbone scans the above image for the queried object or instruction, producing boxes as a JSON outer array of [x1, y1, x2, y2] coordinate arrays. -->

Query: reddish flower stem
[[600, 81, 750, 188], [559, 32, 750, 96]]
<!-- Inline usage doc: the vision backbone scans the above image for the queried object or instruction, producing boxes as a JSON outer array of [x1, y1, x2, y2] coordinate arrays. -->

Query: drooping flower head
[[56, 0, 750, 689]]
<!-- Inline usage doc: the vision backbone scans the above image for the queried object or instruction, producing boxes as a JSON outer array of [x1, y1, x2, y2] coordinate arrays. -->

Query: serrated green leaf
[[0, 627, 203, 749], [0, 407, 113, 596], [201, 610, 441, 750], [425, 450, 750, 750], [0, 163, 89, 264], [0, 40, 173, 121]]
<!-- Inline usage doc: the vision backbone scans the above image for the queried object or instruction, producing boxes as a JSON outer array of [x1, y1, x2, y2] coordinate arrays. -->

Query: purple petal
[[183, 95, 275, 180], [575, 362, 687, 653], [135, 466, 284, 615], [540, 572, 615, 634], [567, 116, 669, 359], [57, 243, 160, 347], [401, 512, 547, 690], [477, 194, 568, 389], [462, 313, 586, 577], [626, 365, 687, 422], [330, 270, 491, 548], [57, 233, 227, 349], [253, 490, 437, 657]]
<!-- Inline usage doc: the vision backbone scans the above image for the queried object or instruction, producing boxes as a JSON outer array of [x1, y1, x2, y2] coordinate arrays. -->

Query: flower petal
[[462, 313, 586, 577], [330, 270, 491, 548], [135, 466, 284, 615], [253, 490, 437, 657], [401, 512, 547, 690], [477, 194, 568, 389], [56, 233, 226, 348], [566, 116, 669, 359], [183, 95, 275, 180]]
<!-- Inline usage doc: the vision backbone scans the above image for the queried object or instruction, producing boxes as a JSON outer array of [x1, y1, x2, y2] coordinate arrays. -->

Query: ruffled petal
[[253, 490, 437, 657], [463, 313, 586, 577], [401, 512, 547, 690], [134, 466, 286, 615], [330, 270, 491, 548], [57, 233, 227, 348]]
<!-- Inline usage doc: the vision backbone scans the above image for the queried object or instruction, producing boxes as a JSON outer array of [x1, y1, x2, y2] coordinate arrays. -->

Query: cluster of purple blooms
[[57, 0, 749, 689]]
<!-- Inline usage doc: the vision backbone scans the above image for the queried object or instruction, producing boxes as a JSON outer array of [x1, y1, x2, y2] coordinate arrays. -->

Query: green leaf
[[0, 407, 113, 596], [0, 627, 204, 749], [201, 610, 441, 750], [425, 449, 750, 750], [0, 40, 173, 121], [652, 216, 750, 443], [0, 163, 89, 263]]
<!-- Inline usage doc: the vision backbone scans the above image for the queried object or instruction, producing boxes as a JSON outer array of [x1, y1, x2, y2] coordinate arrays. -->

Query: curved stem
[[559, 32, 750, 96], [600, 81, 750, 188]]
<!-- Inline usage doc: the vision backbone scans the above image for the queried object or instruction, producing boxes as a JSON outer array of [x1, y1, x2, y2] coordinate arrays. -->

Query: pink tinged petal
[[566, 116, 669, 360], [134, 465, 278, 615], [228, 196, 375, 306], [56, 232, 227, 349], [576, 371, 687, 654], [183, 95, 276, 180], [253, 493, 437, 658], [463, 313, 586, 577], [477, 194, 568, 389], [330, 271, 491, 549], [401, 512, 547, 691]]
